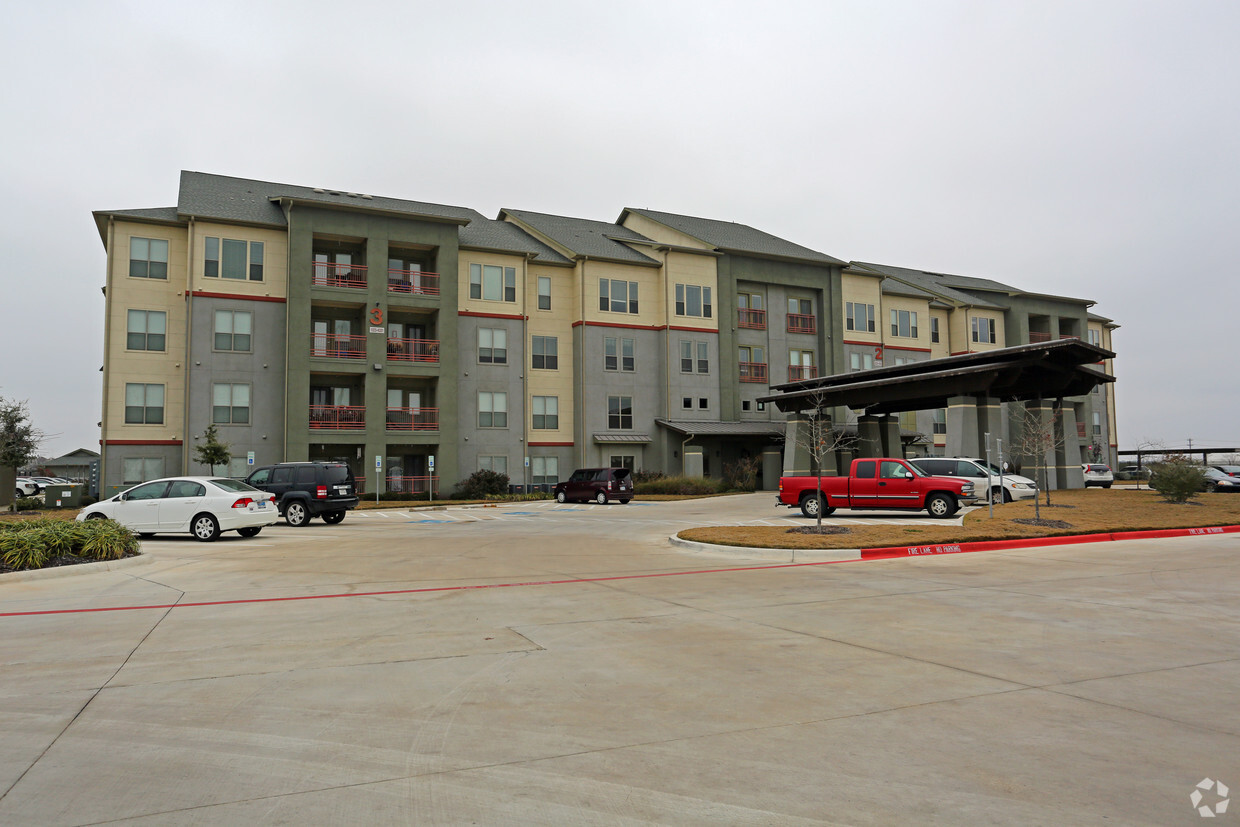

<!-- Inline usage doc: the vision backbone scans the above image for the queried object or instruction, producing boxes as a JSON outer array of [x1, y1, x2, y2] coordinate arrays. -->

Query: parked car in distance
[[244, 461, 359, 526], [910, 457, 1037, 503], [553, 468, 634, 504], [1209, 465, 1240, 477], [1082, 463, 1114, 488], [1203, 467, 1240, 493], [15, 477, 40, 497], [779, 458, 978, 518], [1114, 465, 1151, 481], [76, 476, 277, 541]]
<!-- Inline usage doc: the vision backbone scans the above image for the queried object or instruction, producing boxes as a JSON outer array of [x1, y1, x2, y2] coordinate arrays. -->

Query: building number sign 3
[[370, 307, 384, 325]]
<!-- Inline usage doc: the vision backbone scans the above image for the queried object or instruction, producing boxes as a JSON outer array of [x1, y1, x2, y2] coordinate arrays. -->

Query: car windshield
[[210, 478, 260, 493]]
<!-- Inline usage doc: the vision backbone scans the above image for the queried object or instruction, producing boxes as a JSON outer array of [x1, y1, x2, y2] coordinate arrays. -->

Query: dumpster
[[45, 484, 84, 508]]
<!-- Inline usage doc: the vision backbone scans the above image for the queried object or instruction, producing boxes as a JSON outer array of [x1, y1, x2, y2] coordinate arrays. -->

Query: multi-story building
[[93, 172, 1116, 495]]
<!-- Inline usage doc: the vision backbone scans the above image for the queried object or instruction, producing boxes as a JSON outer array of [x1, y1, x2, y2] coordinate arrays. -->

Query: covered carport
[[759, 339, 1115, 489]]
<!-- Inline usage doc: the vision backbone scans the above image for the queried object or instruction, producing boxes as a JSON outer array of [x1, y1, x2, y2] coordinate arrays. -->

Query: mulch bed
[[1012, 518, 1074, 529], [788, 525, 852, 536]]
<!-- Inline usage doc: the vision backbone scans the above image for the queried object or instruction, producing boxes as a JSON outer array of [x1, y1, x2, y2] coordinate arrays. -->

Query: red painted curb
[[860, 524, 1240, 560]]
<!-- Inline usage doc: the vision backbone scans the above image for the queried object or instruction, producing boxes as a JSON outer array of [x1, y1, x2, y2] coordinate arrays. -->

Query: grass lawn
[[679, 489, 1240, 550]]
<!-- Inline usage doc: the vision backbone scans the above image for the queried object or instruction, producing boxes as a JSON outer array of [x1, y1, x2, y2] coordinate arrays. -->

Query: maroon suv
[[553, 468, 634, 504]]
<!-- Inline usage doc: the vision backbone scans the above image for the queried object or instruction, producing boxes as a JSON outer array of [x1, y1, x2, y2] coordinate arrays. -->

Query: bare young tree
[[791, 394, 858, 532], [1010, 400, 1067, 520]]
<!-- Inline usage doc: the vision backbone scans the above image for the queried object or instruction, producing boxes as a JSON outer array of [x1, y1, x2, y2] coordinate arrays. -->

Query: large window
[[214, 310, 252, 352], [205, 237, 264, 281], [124, 383, 164, 424], [129, 237, 168, 279], [479, 455, 508, 475], [890, 309, 919, 339], [122, 457, 164, 485], [789, 349, 816, 379], [675, 284, 712, 318], [933, 409, 947, 435], [972, 316, 997, 344], [478, 391, 508, 428], [679, 340, 709, 374], [532, 396, 559, 430], [610, 455, 635, 471], [604, 337, 635, 371], [537, 276, 552, 310], [846, 302, 875, 333], [478, 328, 507, 364], [212, 383, 250, 424], [599, 279, 639, 314], [532, 456, 558, 486], [930, 317, 940, 343], [608, 395, 633, 430], [470, 264, 516, 302], [849, 352, 874, 372], [532, 335, 558, 370], [126, 310, 166, 351], [1087, 328, 1102, 347]]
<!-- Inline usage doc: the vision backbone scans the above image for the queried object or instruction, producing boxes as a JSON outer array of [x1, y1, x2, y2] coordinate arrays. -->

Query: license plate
[[336, 486, 349, 494], [258, 502, 267, 509]]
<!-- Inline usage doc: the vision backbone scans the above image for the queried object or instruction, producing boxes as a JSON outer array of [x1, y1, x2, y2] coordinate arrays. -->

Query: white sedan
[[77, 476, 278, 541]]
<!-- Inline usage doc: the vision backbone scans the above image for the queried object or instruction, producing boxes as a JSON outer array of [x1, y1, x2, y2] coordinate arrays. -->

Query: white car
[[1082, 463, 1114, 488], [910, 457, 1038, 503], [15, 477, 40, 497], [77, 476, 278, 541]]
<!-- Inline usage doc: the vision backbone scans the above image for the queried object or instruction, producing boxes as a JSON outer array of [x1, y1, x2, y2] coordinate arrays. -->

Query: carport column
[[977, 396, 1002, 456], [683, 444, 705, 478], [879, 415, 903, 458], [946, 396, 980, 458], [856, 415, 883, 459], [761, 445, 782, 491], [1055, 402, 1086, 488]]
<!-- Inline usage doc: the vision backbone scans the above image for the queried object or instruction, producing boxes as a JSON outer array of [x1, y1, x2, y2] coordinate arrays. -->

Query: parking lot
[[2, 493, 1238, 824]]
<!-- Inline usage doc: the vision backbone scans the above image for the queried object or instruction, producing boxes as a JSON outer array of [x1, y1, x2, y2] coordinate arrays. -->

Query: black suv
[[553, 468, 634, 504], [244, 462, 359, 526]]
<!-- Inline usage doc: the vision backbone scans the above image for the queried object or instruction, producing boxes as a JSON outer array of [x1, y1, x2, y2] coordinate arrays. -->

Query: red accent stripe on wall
[[104, 440, 183, 446], [843, 339, 881, 347], [190, 291, 286, 303], [459, 311, 526, 321], [528, 441, 575, 447], [882, 344, 933, 353], [572, 320, 666, 331]]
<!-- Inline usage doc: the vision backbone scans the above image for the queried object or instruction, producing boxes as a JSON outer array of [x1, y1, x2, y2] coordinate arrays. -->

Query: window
[[849, 352, 874, 371], [972, 316, 997, 344], [698, 397, 708, 410], [789, 349, 815, 379], [787, 297, 815, 333], [675, 284, 712, 318], [680, 340, 693, 373], [532, 396, 559, 430], [1093, 412, 1102, 436], [129, 237, 168, 279], [1087, 328, 1102, 347], [605, 337, 636, 372], [124, 383, 164, 424], [608, 395, 632, 430], [697, 341, 709, 374], [930, 317, 940, 343], [890, 309, 919, 338], [933, 409, 947, 434], [682, 396, 693, 410], [742, 400, 751, 411], [680, 340, 708, 373], [470, 264, 516, 302], [532, 456, 559, 486], [212, 383, 250, 424], [610, 455, 635, 471], [122, 457, 164, 485], [531, 335, 558, 370], [126, 310, 166, 351], [214, 310, 252, 352], [739, 346, 767, 383], [599, 278, 639, 314], [738, 292, 763, 311], [478, 392, 508, 428], [845, 302, 875, 333], [205, 237, 264, 281], [479, 455, 508, 475], [478, 328, 507, 364], [537, 276, 552, 311], [788, 297, 812, 315]]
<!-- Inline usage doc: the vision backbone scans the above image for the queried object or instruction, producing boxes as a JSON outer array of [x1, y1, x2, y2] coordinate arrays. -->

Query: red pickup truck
[[778, 458, 978, 518]]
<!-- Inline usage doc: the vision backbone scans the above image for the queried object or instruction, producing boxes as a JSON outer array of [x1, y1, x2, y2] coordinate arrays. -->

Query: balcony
[[788, 365, 818, 381], [384, 475, 439, 495], [386, 338, 440, 363], [386, 407, 439, 431], [738, 308, 766, 330], [311, 334, 366, 359], [787, 314, 816, 335], [1077, 422, 1088, 439], [387, 269, 441, 296], [309, 406, 365, 430], [739, 362, 768, 383], [312, 261, 368, 289]]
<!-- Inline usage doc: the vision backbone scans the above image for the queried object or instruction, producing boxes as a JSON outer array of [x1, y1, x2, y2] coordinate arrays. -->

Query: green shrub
[[78, 519, 139, 561], [1, 530, 50, 570], [634, 475, 725, 496], [15, 497, 41, 512], [0, 517, 138, 570], [1149, 458, 1205, 504], [451, 469, 510, 500], [632, 469, 666, 485]]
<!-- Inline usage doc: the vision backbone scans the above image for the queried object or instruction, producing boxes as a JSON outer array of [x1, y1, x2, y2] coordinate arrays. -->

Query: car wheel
[[555, 490, 567, 504], [620, 499, 631, 504], [926, 493, 957, 518], [285, 501, 309, 527], [85, 513, 107, 521], [322, 511, 345, 524], [192, 513, 221, 542], [1002, 488, 1013, 504], [238, 526, 262, 537], [799, 492, 822, 518], [595, 490, 607, 505], [1103, 483, 1112, 488]]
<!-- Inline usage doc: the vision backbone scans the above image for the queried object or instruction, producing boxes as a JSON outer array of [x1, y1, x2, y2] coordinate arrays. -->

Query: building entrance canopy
[[759, 340, 1116, 415]]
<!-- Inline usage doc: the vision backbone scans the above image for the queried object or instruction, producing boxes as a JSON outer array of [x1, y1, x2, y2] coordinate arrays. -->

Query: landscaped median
[[677, 489, 1240, 554], [0, 517, 140, 574]]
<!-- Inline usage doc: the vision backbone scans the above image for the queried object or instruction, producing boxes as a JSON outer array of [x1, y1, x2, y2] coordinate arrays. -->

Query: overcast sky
[[2, 0, 1236, 459]]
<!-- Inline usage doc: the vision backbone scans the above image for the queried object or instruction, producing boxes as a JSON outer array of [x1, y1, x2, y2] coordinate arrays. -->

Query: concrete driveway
[[1, 493, 1237, 824]]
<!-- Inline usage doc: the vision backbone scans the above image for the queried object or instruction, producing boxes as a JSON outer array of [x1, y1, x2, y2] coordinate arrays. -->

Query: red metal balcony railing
[[1077, 422, 1088, 439], [386, 407, 439, 431], [738, 308, 766, 329], [384, 475, 439, 495], [387, 269, 441, 296], [309, 405, 365, 430], [1029, 331, 1052, 343], [787, 314, 816, 334], [386, 338, 440, 363], [788, 365, 818, 381], [312, 261, 368, 289], [311, 334, 366, 359], [739, 362, 768, 383]]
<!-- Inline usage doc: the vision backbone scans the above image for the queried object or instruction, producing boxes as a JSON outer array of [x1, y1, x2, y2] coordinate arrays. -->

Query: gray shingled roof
[[923, 270, 1019, 294], [459, 217, 573, 265], [178, 171, 484, 227], [101, 206, 182, 223], [851, 262, 1008, 310], [502, 209, 660, 265], [622, 208, 846, 266]]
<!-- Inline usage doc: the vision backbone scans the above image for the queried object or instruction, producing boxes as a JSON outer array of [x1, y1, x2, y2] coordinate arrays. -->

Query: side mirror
[[905, 471, 914, 480]]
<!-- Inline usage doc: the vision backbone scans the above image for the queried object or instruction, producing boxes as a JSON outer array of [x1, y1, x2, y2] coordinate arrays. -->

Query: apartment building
[[93, 171, 1116, 495]]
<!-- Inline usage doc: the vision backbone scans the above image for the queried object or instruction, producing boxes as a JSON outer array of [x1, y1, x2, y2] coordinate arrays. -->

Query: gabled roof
[[459, 217, 574, 265], [850, 262, 1008, 310], [501, 209, 661, 266], [620, 208, 846, 266]]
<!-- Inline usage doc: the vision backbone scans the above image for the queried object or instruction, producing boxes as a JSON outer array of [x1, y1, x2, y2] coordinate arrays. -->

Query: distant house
[[43, 449, 100, 482]]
